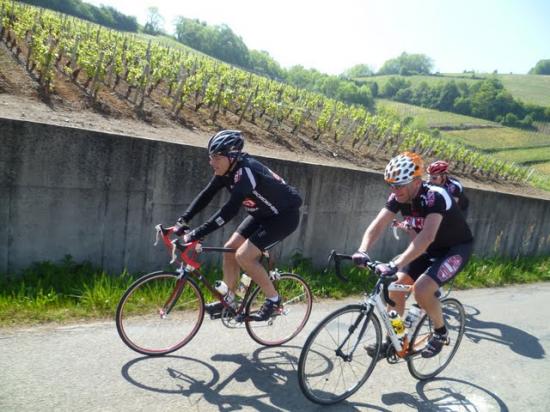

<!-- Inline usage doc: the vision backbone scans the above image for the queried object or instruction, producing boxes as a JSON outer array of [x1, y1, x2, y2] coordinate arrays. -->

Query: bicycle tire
[[407, 297, 465, 380], [115, 271, 205, 356], [244, 273, 312, 346], [298, 304, 382, 405]]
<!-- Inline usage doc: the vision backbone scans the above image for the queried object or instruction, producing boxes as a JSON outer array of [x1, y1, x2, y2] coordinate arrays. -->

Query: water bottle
[[236, 274, 252, 298], [214, 280, 237, 308], [388, 310, 405, 338], [404, 304, 422, 329], [214, 280, 229, 295]]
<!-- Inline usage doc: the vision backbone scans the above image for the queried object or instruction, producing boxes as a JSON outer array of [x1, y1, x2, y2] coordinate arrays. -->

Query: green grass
[[471, 73, 550, 107], [377, 98, 497, 127], [1, 254, 549, 327], [442, 127, 550, 151]]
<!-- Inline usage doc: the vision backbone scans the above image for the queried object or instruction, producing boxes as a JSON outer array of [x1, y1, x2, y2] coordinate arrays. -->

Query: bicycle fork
[[160, 268, 189, 318], [335, 305, 373, 362]]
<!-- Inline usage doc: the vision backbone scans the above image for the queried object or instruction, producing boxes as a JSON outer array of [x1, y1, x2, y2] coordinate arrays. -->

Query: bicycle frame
[[329, 250, 425, 360], [364, 281, 420, 358], [154, 224, 272, 321]]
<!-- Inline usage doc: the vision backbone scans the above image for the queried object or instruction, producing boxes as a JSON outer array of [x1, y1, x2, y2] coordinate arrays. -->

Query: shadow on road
[[381, 377, 509, 411], [120, 339, 513, 410], [120, 346, 387, 411], [463, 304, 545, 359]]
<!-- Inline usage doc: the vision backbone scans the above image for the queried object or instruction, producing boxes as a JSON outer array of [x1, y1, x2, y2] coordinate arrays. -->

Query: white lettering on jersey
[[252, 190, 279, 215], [244, 167, 257, 189]]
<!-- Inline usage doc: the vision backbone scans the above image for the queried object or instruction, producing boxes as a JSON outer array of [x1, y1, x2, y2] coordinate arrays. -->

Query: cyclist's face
[[389, 179, 420, 202], [429, 174, 445, 186], [209, 154, 231, 175]]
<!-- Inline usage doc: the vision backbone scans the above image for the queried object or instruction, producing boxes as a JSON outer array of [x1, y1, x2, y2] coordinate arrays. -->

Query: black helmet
[[207, 130, 244, 156]]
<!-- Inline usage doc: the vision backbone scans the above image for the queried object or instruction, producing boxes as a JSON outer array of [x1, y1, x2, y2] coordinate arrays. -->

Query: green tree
[[342, 64, 374, 79], [378, 52, 433, 75], [436, 81, 460, 111], [528, 59, 550, 75], [381, 76, 411, 98], [249, 50, 285, 80], [144, 7, 164, 35]]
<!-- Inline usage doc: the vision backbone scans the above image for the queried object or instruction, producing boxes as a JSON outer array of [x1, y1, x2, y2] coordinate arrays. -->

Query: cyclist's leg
[[235, 209, 300, 298], [204, 218, 251, 316], [392, 254, 431, 316], [415, 242, 473, 357], [415, 242, 473, 328], [223, 230, 249, 291], [389, 272, 415, 316]]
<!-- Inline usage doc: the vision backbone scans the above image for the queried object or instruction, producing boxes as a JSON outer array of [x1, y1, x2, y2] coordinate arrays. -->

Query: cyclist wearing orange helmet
[[427, 160, 469, 213], [352, 151, 473, 358]]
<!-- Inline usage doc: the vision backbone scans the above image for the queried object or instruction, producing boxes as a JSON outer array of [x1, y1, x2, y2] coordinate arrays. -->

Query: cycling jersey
[[442, 177, 469, 212], [181, 154, 302, 240], [385, 182, 473, 252]]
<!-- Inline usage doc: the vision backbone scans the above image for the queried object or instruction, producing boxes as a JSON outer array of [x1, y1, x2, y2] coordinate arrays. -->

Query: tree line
[[172, 17, 374, 109], [374, 76, 550, 128], [20, 0, 138, 32]]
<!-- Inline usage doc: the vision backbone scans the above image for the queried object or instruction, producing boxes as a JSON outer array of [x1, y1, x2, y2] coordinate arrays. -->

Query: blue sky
[[86, 0, 550, 75]]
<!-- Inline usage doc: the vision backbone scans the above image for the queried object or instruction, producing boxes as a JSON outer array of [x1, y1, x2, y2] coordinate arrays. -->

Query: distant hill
[[359, 73, 550, 107]]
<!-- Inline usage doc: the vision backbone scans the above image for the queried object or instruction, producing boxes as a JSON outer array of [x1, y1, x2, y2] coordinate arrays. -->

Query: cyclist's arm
[[188, 174, 253, 240], [180, 176, 224, 222], [358, 207, 396, 252], [393, 213, 442, 268]]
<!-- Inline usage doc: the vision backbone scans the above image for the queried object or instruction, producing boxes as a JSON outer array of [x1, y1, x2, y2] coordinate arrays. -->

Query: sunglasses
[[429, 175, 442, 180], [387, 182, 409, 189]]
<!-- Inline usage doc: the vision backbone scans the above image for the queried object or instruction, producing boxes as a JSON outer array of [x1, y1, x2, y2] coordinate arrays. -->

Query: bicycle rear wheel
[[407, 297, 465, 380], [116, 271, 205, 356], [245, 273, 312, 346], [298, 304, 382, 405]]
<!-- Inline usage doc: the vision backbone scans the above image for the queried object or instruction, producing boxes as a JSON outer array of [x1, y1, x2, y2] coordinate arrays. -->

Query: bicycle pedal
[[234, 313, 246, 323]]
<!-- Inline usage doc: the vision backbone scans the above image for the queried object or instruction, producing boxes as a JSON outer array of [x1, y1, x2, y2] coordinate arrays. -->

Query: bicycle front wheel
[[115, 271, 205, 356], [407, 297, 465, 380], [245, 273, 312, 346], [298, 304, 382, 405]]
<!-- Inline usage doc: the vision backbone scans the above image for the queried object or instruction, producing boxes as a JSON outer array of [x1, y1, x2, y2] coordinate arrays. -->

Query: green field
[[442, 127, 550, 150], [376, 98, 496, 127], [362, 73, 550, 107], [377, 99, 550, 176]]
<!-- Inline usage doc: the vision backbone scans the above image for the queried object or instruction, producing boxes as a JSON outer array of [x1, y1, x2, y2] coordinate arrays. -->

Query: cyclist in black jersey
[[427, 160, 469, 214], [174, 130, 302, 321], [352, 152, 473, 358]]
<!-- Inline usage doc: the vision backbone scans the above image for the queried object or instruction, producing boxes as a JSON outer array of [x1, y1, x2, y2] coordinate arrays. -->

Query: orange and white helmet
[[384, 152, 424, 185]]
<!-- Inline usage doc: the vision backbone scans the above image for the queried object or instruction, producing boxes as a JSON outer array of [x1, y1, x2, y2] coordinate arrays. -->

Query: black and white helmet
[[207, 130, 244, 156]]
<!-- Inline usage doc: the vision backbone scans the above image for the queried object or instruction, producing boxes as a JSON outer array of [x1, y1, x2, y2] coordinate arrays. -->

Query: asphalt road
[[1, 283, 549, 411]]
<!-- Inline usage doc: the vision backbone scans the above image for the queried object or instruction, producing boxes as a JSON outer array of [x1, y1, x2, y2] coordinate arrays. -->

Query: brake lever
[[170, 239, 178, 264]]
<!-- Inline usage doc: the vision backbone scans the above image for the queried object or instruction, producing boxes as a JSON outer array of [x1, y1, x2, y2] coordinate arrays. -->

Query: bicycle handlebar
[[326, 249, 397, 307], [154, 224, 237, 268]]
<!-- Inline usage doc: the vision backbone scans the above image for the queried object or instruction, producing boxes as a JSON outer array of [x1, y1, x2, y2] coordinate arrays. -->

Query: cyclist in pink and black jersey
[[174, 130, 302, 321], [427, 160, 469, 214], [352, 152, 473, 358]]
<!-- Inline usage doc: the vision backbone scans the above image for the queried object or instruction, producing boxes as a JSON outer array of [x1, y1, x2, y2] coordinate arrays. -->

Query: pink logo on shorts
[[437, 255, 463, 282]]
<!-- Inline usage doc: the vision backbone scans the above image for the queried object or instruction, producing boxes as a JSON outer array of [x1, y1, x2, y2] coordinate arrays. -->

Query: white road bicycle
[[297, 251, 466, 405]]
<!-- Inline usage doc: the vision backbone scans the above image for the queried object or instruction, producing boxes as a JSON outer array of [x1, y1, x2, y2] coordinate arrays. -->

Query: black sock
[[435, 326, 447, 336]]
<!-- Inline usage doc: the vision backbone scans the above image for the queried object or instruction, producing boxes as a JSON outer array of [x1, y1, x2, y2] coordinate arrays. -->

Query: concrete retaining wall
[[1, 117, 549, 275]]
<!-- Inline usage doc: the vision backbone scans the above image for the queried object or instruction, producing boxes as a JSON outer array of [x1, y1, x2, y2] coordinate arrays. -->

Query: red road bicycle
[[115, 224, 313, 356]]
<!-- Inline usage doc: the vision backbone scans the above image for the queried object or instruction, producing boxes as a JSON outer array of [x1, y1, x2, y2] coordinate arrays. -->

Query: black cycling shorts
[[236, 209, 300, 251], [401, 241, 473, 286]]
